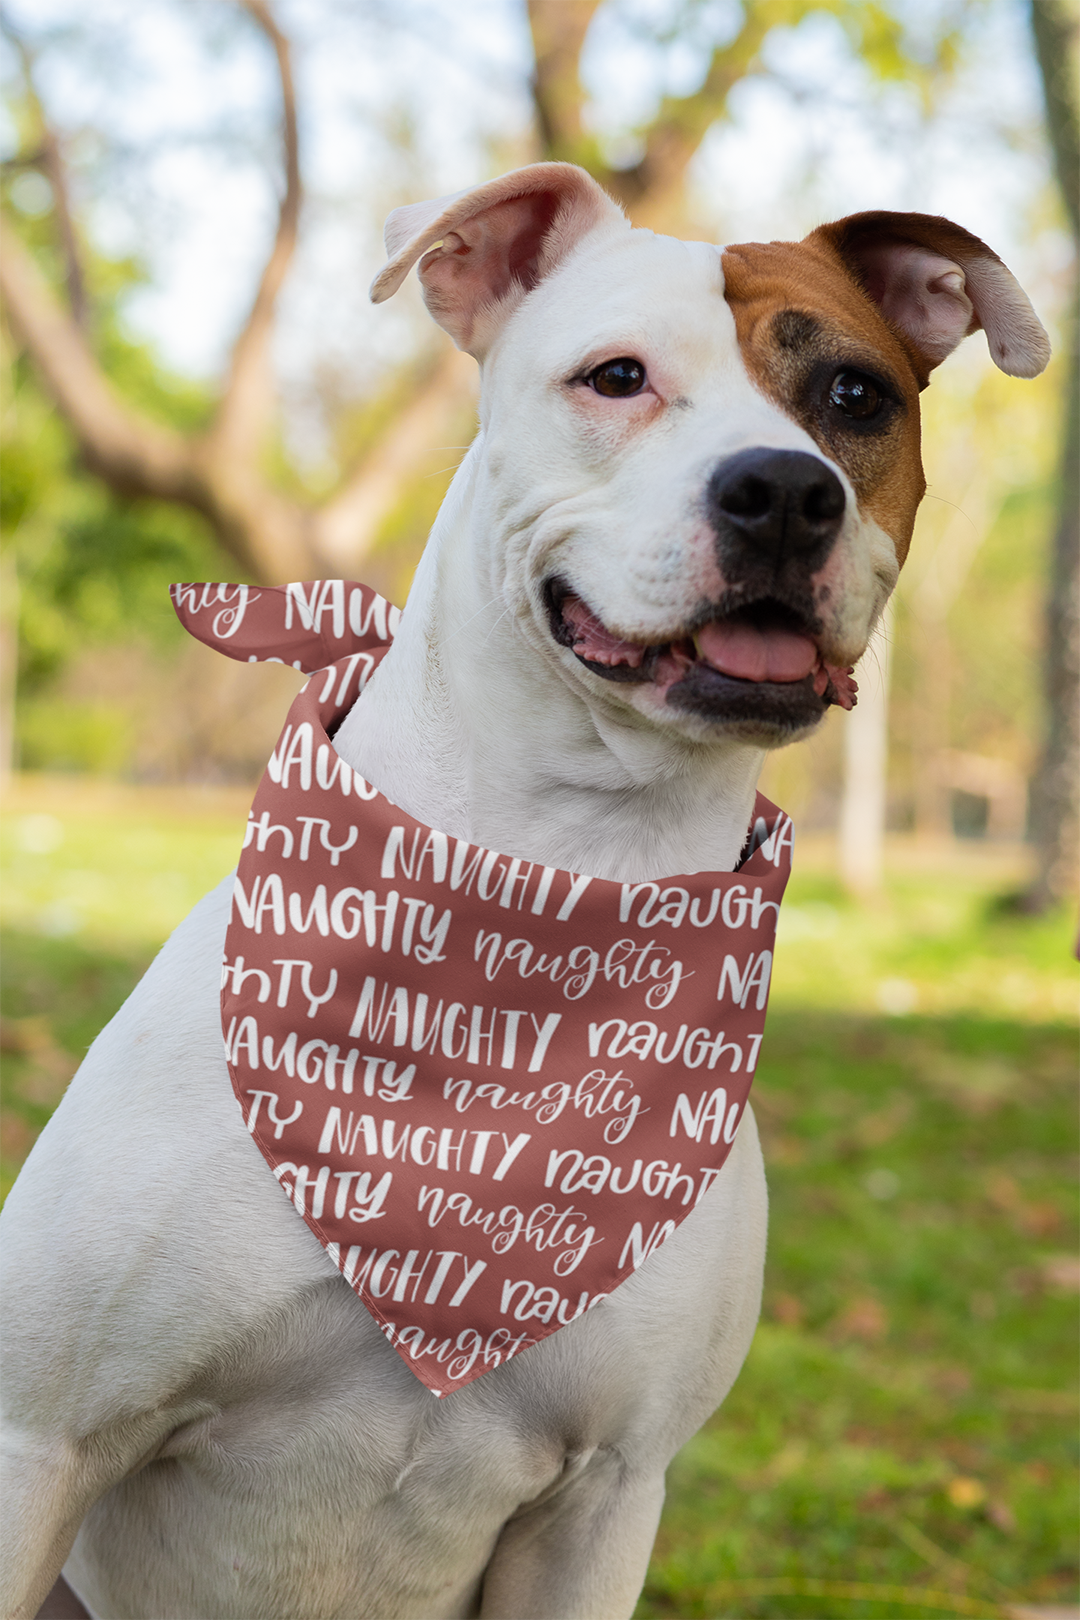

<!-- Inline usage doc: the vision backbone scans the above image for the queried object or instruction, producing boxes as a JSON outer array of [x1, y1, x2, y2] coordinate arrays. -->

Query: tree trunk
[[314, 349, 477, 568], [0, 544, 18, 781], [838, 603, 894, 896], [906, 464, 995, 841], [1025, 300, 1079, 907], [912, 605, 952, 840], [1026, 0, 1079, 908]]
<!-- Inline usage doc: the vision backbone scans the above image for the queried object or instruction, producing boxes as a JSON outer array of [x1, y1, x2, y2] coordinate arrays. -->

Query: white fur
[[1, 166, 1027, 1620], [339, 225, 896, 878]]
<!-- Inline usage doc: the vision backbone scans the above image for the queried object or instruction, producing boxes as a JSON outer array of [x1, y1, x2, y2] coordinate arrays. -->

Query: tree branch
[[0, 227, 191, 500], [0, 225, 317, 580], [603, 8, 773, 216], [0, 0, 322, 581], [0, 13, 88, 330], [314, 347, 476, 567], [38, 122, 88, 331], [208, 0, 302, 466], [527, 0, 605, 167], [525, 0, 773, 225]]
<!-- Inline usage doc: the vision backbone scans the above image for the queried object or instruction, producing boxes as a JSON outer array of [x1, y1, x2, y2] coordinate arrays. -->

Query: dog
[[1, 162, 1048, 1620]]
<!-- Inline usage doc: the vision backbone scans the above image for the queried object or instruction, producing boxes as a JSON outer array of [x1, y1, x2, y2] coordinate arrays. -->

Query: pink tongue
[[695, 620, 817, 684]]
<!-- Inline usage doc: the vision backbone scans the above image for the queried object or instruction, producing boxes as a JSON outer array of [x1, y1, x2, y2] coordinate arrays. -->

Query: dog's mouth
[[546, 582, 857, 730]]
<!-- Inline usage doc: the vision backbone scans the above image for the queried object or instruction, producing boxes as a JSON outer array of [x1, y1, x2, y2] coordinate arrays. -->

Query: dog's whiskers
[[438, 595, 506, 647]]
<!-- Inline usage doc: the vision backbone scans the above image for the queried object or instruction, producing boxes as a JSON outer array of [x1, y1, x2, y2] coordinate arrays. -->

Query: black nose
[[706, 448, 845, 568]]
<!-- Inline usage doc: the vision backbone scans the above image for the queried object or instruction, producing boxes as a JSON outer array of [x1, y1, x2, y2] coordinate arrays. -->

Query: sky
[[0, 0, 1069, 449]]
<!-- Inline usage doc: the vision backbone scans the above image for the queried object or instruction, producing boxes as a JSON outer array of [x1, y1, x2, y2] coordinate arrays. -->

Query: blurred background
[[0, 2, 1076, 1616]]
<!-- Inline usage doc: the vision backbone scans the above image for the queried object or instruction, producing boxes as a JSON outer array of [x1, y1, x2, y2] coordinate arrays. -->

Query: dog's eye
[[829, 370, 882, 419], [589, 358, 647, 397]]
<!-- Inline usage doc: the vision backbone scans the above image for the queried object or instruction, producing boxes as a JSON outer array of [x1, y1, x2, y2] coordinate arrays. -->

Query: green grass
[[639, 851, 1078, 1620], [1, 776, 249, 1192], [639, 1009, 1076, 1619], [1, 777, 1076, 1619]]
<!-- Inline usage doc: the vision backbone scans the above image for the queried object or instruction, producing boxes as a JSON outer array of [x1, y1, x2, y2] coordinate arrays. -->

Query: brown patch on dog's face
[[721, 236, 927, 563]]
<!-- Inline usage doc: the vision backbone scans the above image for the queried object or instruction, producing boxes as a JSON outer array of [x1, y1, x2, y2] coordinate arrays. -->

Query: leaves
[[531, 0, 971, 216]]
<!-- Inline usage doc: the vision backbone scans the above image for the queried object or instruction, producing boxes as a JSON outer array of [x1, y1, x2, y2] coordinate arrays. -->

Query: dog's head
[[372, 163, 1048, 748]]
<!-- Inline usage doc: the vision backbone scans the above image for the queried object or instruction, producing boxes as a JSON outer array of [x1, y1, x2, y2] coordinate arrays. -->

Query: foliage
[[7, 433, 226, 697], [538, 0, 966, 202], [2, 362, 233, 770], [0, 177, 249, 772]]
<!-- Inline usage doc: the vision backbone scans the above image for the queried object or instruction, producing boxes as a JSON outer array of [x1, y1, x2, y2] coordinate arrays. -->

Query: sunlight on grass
[[1, 775, 250, 951], [1, 777, 251, 1192], [1, 774, 1076, 1617], [770, 835, 1075, 1026]]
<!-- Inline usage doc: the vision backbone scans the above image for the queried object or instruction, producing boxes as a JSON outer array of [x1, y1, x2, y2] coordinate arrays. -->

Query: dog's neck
[[333, 445, 765, 884]]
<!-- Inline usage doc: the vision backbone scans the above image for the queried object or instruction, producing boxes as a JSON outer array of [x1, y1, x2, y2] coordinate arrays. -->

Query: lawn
[[1, 774, 1076, 1620]]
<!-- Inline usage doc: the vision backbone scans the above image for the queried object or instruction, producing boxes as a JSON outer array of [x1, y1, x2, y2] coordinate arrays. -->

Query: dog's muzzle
[[546, 446, 858, 739]]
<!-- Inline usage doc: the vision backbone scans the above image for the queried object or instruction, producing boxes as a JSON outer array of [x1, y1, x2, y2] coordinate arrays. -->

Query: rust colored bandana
[[173, 580, 793, 1396]]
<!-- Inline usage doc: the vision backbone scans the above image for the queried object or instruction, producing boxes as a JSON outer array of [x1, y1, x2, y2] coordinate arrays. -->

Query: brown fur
[[722, 236, 927, 562]]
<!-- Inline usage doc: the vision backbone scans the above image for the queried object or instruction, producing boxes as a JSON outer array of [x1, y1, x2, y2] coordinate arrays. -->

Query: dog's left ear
[[809, 211, 1050, 380], [370, 162, 626, 357]]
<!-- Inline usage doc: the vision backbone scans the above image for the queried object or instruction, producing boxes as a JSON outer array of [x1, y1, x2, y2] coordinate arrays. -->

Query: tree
[[1, 0, 933, 587], [0, 2, 482, 584], [1026, 0, 1079, 908], [528, 0, 781, 229]]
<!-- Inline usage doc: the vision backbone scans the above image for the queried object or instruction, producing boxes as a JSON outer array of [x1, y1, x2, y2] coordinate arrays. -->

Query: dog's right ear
[[369, 162, 626, 357]]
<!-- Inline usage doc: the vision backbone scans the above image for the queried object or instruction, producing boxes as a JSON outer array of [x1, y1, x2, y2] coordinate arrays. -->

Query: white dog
[[1, 163, 1048, 1620]]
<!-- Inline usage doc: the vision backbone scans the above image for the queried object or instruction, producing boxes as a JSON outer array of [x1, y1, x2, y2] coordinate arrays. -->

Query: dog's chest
[[72, 1280, 634, 1618]]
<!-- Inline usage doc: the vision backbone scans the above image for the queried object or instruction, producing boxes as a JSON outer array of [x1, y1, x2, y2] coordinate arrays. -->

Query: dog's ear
[[370, 162, 626, 356], [809, 211, 1050, 380]]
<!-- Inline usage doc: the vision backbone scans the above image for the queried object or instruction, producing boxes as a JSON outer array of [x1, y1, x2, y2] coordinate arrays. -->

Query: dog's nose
[[706, 448, 845, 567]]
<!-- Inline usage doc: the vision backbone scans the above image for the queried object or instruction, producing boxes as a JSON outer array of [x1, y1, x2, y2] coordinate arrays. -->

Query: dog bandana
[[173, 579, 793, 1396]]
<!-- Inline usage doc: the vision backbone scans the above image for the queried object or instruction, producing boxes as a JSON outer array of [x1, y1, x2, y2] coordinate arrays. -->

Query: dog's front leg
[[2, 1393, 224, 1620], [1, 1421, 146, 1620], [0, 1435, 88, 1620], [478, 1456, 665, 1620]]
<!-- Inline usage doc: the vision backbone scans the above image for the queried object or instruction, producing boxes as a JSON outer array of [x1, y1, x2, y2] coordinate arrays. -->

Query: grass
[[1, 774, 1076, 1619], [1, 775, 250, 1189], [639, 1007, 1076, 1619], [639, 845, 1078, 1620]]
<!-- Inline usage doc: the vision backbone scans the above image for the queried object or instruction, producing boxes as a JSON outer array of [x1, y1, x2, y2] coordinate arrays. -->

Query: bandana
[[173, 579, 793, 1397]]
